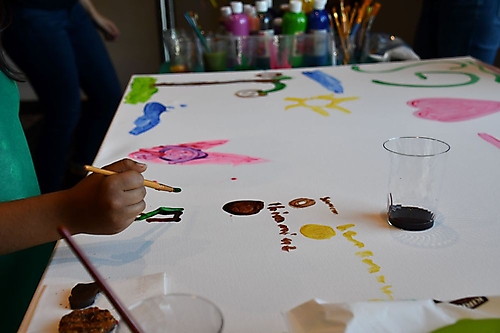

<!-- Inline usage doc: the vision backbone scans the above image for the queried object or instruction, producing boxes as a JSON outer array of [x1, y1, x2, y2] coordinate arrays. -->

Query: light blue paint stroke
[[129, 102, 174, 135], [302, 70, 344, 93]]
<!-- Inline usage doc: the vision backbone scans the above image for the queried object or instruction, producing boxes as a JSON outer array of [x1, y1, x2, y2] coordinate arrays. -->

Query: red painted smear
[[231, 177, 237, 180], [478, 133, 500, 149], [409, 98, 500, 122]]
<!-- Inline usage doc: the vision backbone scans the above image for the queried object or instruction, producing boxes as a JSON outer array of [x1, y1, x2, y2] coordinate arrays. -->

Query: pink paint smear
[[129, 139, 268, 166], [409, 98, 500, 122], [478, 133, 500, 149]]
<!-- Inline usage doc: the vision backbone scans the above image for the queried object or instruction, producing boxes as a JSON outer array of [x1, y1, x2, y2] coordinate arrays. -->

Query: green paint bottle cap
[[289, 0, 302, 13]]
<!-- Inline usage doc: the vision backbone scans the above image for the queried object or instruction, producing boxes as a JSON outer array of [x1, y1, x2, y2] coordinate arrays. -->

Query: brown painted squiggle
[[320, 196, 338, 214], [289, 198, 316, 208], [267, 202, 297, 252]]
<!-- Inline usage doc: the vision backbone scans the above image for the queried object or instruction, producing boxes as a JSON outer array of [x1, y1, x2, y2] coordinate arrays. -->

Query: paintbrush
[[350, 0, 372, 42], [184, 11, 211, 53], [84, 165, 181, 193], [57, 226, 144, 333], [339, 0, 348, 38], [364, 2, 382, 34], [333, 10, 350, 64]]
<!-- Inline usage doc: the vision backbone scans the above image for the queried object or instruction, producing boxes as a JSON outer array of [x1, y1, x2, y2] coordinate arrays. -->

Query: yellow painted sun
[[300, 224, 336, 240], [284, 93, 359, 116]]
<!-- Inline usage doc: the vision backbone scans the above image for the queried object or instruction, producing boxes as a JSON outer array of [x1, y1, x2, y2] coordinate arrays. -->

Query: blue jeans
[[4, 2, 122, 193], [414, 0, 500, 64]]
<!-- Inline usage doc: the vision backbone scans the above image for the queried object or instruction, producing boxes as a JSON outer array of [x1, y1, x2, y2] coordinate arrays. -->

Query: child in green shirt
[[0, 4, 147, 331]]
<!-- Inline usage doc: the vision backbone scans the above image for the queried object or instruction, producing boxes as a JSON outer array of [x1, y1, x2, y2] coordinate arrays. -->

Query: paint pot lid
[[289, 1, 302, 13], [220, 6, 232, 17], [231, 1, 243, 14], [313, 0, 327, 10], [256, 0, 268, 13], [244, 4, 256, 16]]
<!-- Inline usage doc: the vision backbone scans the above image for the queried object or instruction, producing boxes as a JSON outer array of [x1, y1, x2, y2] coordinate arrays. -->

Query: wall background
[[17, 0, 500, 101]]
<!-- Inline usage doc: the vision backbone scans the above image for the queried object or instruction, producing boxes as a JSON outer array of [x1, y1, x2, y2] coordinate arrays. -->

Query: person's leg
[[468, 0, 500, 64], [437, 0, 500, 64], [413, 0, 440, 59], [3, 7, 82, 193], [67, 3, 122, 172]]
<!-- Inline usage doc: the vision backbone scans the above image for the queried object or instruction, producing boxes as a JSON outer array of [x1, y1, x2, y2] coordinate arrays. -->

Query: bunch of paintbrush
[[332, 0, 381, 64]]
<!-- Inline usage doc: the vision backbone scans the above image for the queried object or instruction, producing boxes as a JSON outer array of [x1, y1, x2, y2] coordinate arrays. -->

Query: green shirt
[[0, 71, 55, 333]]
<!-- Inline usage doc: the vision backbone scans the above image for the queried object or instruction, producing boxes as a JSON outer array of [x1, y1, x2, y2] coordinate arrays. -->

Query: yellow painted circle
[[300, 224, 336, 240]]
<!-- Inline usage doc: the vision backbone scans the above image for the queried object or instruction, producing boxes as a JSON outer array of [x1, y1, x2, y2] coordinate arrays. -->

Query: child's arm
[[79, 0, 120, 41], [0, 159, 147, 255]]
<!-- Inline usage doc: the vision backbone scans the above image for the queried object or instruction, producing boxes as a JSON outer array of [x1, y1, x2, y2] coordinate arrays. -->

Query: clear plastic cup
[[383, 136, 450, 231], [118, 293, 224, 333]]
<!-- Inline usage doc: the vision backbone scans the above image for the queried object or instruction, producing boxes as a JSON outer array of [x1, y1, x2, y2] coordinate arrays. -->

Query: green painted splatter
[[466, 60, 500, 84], [431, 318, 500, 333], [125, 77, 159, 105], [258, 76, 292, 96], [135, 206, 184, 221]]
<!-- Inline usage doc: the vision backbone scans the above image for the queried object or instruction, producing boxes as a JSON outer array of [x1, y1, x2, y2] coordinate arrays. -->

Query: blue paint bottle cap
[[313, 0, 327, 10]]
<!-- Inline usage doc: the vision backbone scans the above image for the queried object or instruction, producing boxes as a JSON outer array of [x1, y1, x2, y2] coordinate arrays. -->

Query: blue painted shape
[[302, 70, 344, 93], [129, 102, 173, 135]]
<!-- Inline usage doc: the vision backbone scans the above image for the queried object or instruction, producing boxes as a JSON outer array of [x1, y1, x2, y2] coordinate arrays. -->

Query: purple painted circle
[[159, 146, 208, 163]]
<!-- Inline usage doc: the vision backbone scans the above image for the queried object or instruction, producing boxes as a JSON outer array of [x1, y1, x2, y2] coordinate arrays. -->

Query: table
[[22, 57, 500, 332]]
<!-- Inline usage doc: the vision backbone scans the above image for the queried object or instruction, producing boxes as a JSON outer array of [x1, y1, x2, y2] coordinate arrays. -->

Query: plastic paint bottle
[[273, 17, 283, 35], [227, 2, 251, 70], [244, 5, 260, 35], [255, 0, 274, 69], [256, 0, 273, 35], [282, 1, 307, 35], [218, 6, 232, 35], [266, 0, 277, 19], [306, 0, 330, 66], [307, 0, 330, 32], [301, 0, 314, 14], [227, 1, 250, 36], [282, 0, 307, 67], [277, 3, 289, 18]]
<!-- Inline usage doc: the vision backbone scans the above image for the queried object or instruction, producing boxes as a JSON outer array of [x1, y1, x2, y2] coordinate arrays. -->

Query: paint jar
[[267, 34, 299, 69], [383, 137, 450, 231], [117, 293, 224, 333], [303, 32, 335, 67], [332, 32, 354, 65], [226, 35, 258, 70], [163, 29, 202, 73], [203, 36, 230, 72]]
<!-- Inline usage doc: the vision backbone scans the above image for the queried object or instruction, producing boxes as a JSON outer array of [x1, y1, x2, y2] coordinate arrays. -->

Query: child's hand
[[63, 159, 147, 235]]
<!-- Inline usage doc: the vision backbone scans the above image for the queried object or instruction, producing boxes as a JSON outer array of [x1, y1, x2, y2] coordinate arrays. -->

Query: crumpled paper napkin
[[283, 296, 500, 333]]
